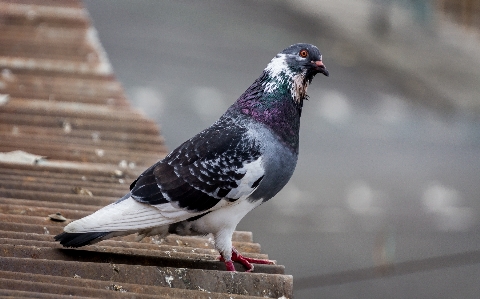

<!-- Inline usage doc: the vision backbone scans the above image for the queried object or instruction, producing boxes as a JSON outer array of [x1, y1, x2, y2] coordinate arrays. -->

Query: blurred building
[[437, 0, 480, 32]]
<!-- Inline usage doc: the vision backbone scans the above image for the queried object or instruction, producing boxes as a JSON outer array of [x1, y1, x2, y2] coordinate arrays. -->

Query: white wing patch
[[224, 156, 264, 200]]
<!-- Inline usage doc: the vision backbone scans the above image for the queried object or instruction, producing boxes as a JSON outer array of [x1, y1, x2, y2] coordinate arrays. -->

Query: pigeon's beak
[[313, 60, 329, 77]]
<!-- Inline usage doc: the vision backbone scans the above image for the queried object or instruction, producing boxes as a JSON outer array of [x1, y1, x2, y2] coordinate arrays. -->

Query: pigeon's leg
[[219, 247, 276, 272], [214, 229, 238, 271], [220, 256, 237, 272]]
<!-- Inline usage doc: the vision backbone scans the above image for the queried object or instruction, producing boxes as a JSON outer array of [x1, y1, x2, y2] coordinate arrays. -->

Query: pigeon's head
[[263, 43, 328, 103], [231, 44, 328, 148], [279, 43, 329, 79]]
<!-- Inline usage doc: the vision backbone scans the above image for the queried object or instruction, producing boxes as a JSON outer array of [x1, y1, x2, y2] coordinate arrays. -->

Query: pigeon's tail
[[54, 194, 175, 247], [54, 231, 112, 247]]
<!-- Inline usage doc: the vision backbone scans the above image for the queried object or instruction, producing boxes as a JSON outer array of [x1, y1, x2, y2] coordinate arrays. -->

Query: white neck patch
[[265, 54, 292, 79], [263, 53, 308, 103]]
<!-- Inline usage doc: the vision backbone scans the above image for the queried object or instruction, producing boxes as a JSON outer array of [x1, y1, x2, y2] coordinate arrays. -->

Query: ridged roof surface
[[0, 0, 293, 298]]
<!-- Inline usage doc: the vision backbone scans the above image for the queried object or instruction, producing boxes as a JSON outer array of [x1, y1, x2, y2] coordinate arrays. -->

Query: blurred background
[[83, 1, 480, 298]]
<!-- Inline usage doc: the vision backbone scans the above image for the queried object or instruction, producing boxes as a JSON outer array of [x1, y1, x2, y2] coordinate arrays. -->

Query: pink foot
[[224, 260, 236, 271], [220, 247, 276, 272]]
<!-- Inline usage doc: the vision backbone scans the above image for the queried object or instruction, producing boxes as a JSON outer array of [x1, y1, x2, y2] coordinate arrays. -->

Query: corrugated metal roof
[[0, 1, 293, 298]]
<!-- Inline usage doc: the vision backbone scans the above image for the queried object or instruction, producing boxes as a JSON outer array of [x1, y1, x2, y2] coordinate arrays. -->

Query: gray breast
[[246, 122, 298, 203]]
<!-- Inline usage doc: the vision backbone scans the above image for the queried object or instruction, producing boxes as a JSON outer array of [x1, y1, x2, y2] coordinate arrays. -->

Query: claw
[[220, 247, 276, 272]]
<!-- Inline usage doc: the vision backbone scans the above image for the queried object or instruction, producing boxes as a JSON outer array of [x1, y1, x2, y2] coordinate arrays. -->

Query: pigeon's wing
[[130, 120, 264, 219]]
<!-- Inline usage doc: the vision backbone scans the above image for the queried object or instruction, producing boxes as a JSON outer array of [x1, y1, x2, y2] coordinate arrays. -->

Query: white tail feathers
[[64, 196, 175, 233]]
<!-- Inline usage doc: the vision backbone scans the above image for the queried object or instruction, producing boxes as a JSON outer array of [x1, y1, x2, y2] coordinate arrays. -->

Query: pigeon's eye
[[299, 49, 309, 58]]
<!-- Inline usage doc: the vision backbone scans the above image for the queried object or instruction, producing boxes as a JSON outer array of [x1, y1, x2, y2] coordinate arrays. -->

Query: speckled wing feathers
[[130, 117, 263, 213]]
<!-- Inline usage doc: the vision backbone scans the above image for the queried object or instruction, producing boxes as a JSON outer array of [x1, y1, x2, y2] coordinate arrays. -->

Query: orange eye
[[299, 49, 308, 58]]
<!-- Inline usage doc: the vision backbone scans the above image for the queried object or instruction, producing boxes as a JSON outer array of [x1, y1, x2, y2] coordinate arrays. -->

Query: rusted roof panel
[[0, 0, 293, 298]]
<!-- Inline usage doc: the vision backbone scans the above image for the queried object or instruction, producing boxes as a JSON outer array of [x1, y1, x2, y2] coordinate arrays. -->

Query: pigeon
[[55, 43, 329, 272]]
